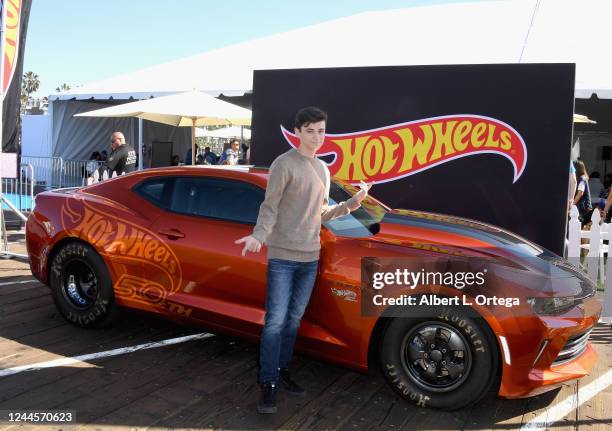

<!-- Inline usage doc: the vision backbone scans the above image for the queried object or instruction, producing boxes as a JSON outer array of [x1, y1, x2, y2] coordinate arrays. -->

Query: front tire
[[49, 241, 118, 328], [380, 304, 499, 410]]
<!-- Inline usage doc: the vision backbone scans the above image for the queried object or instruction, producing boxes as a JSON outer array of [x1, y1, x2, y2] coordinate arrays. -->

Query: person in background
[[171, 155, 180, 166], [568, 160, 577, 212], [204, 147, 216, 165], [599, 175, 612, 223], [106, 132, 137, 176], [196, 154, 205, 165], [599, 173, 612, 203], [588, 171, 603, 203], [85, 151, 101, 178], [605, 174, 612, 190], [185, 147, 193, 165], [573, 160, 592, 225], [220, 139, 241, 165]]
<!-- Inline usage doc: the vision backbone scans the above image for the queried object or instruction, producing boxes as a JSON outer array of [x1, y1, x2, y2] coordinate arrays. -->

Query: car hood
[[369, 209, 595, 297], [378, 209, 546, 258]]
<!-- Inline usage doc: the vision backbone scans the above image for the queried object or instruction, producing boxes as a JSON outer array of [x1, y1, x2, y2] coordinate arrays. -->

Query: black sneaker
[[279, 368, 306, 396], [257, 382, 278, 414]]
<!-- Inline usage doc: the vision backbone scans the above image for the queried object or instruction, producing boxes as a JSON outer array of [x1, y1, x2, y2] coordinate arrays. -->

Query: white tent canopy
[[51, 0, 612, 101], [75, 90, 251, 127]]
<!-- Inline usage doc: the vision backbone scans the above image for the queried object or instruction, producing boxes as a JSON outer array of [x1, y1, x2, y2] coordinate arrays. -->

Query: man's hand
[[234, 235, 262, 256], [349, 181, 372, 210]]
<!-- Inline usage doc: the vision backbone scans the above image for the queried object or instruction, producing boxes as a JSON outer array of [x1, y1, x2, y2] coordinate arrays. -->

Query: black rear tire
[[380, 304, 499, 410], [49, 241, 119, 328]]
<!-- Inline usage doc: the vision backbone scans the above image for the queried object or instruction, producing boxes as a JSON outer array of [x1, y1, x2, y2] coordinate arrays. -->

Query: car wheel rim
[[401, 322, 472, 393], [61, 259, 98, 309]]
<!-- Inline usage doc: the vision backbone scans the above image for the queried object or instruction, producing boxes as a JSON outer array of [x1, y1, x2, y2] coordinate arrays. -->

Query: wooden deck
[[1, 238, 611, 430]]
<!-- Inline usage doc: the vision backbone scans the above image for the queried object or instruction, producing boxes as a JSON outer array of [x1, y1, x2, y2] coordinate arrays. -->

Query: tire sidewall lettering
[[50, 242, 115, 328], [380, 305, 498, 409]]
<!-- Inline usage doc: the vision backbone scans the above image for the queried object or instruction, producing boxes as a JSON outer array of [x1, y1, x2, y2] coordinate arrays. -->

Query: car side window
[[170, 177, 264, 224], [134, 178, 172, 208]]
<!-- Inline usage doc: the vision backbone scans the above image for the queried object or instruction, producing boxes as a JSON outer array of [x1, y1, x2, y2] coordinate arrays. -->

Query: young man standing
[[235, 107, 371, 414]]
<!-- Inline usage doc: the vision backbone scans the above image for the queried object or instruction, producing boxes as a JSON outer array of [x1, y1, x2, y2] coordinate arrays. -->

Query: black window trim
[[134, 175, 265, 226], [132, 176, 175, 209]]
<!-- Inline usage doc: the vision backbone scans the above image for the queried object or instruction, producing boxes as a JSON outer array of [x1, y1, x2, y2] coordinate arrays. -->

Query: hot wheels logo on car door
[[60, 197, 183, 306], [281, 115, 527, 184]]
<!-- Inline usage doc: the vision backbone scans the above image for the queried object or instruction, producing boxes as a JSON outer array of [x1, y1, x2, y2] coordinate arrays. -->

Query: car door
[[111, 176, 179, 312], [150, 175, 269, 335]]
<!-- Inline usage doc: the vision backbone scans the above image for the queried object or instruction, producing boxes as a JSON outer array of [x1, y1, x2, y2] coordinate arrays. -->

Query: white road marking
[[0, 279, 38, 287], [0, 332, 215, 378], [520, 369, 612, 430]]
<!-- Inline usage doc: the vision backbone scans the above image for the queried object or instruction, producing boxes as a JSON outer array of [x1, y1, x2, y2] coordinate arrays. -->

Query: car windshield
[[323, 180, 388, 237]]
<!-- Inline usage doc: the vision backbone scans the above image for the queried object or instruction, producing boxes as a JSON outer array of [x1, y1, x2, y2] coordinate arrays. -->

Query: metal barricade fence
[[19, 156, 107, 189], [1, 163, 35, 212], [62, 159, 100, 188], [20, 156, 64, 189]]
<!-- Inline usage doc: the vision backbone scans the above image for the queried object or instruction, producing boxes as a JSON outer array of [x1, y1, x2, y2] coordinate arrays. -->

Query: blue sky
[[24, 0, 490, 97]]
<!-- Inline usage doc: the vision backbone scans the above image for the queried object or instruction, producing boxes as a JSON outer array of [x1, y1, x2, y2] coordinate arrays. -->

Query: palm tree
[[22, 71, 40, 95], [21, 71, 40, 108], [55, 83, 71, 92]]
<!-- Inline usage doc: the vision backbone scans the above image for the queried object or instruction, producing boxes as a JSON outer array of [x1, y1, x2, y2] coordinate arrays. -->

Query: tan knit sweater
[[252, 148, 358, 262]]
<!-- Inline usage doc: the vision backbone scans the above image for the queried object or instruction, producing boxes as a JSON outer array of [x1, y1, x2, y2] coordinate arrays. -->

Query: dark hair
[[230, 139, 240, 145], [90, 151, 101, 160], [573, 160, 588, 179], [590, 171, 600, 178], [294, 106, 327, 130]]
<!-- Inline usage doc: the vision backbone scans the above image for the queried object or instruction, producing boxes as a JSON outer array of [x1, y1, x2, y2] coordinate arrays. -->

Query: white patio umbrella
[[75, 90, 251, 165], [199, 125, 251, 140]]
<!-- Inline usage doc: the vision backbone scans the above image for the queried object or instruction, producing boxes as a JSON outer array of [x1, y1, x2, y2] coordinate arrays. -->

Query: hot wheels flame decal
[[281, 115, 527, 184], [2, 0, 22, 95], [61, 197, 183, 307]]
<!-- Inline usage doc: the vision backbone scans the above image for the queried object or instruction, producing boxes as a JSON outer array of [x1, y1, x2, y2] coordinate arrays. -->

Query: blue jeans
[[259, 258, 319, 383]]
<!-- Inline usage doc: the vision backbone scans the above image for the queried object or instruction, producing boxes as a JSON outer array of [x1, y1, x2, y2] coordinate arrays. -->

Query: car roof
[[138, 165, 270, 180]]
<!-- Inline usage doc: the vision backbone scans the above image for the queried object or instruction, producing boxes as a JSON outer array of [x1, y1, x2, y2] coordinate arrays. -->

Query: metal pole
[[1, 0, 55, 261], [191, 117, 196, 165], [1, 0, 8, 255], [0, 0, 6, 150], [138, 118, 143, 170]]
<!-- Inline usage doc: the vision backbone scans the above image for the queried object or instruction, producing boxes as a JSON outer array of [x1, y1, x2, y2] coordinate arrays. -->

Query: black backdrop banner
[[2, 0, 32, 154], [251, 64, 575, 255]]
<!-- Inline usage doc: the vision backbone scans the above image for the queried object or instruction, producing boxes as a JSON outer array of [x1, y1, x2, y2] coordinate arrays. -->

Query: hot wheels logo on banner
[[2, 0, 23, 95], [281, 115, 527, 184]]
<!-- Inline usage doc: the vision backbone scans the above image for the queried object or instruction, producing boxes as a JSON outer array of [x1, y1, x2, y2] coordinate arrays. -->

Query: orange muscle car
[[26, 166, 601, 409]]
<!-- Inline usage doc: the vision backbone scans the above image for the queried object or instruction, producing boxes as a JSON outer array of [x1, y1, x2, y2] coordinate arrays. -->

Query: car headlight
[[527, 296, 577, 316]]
